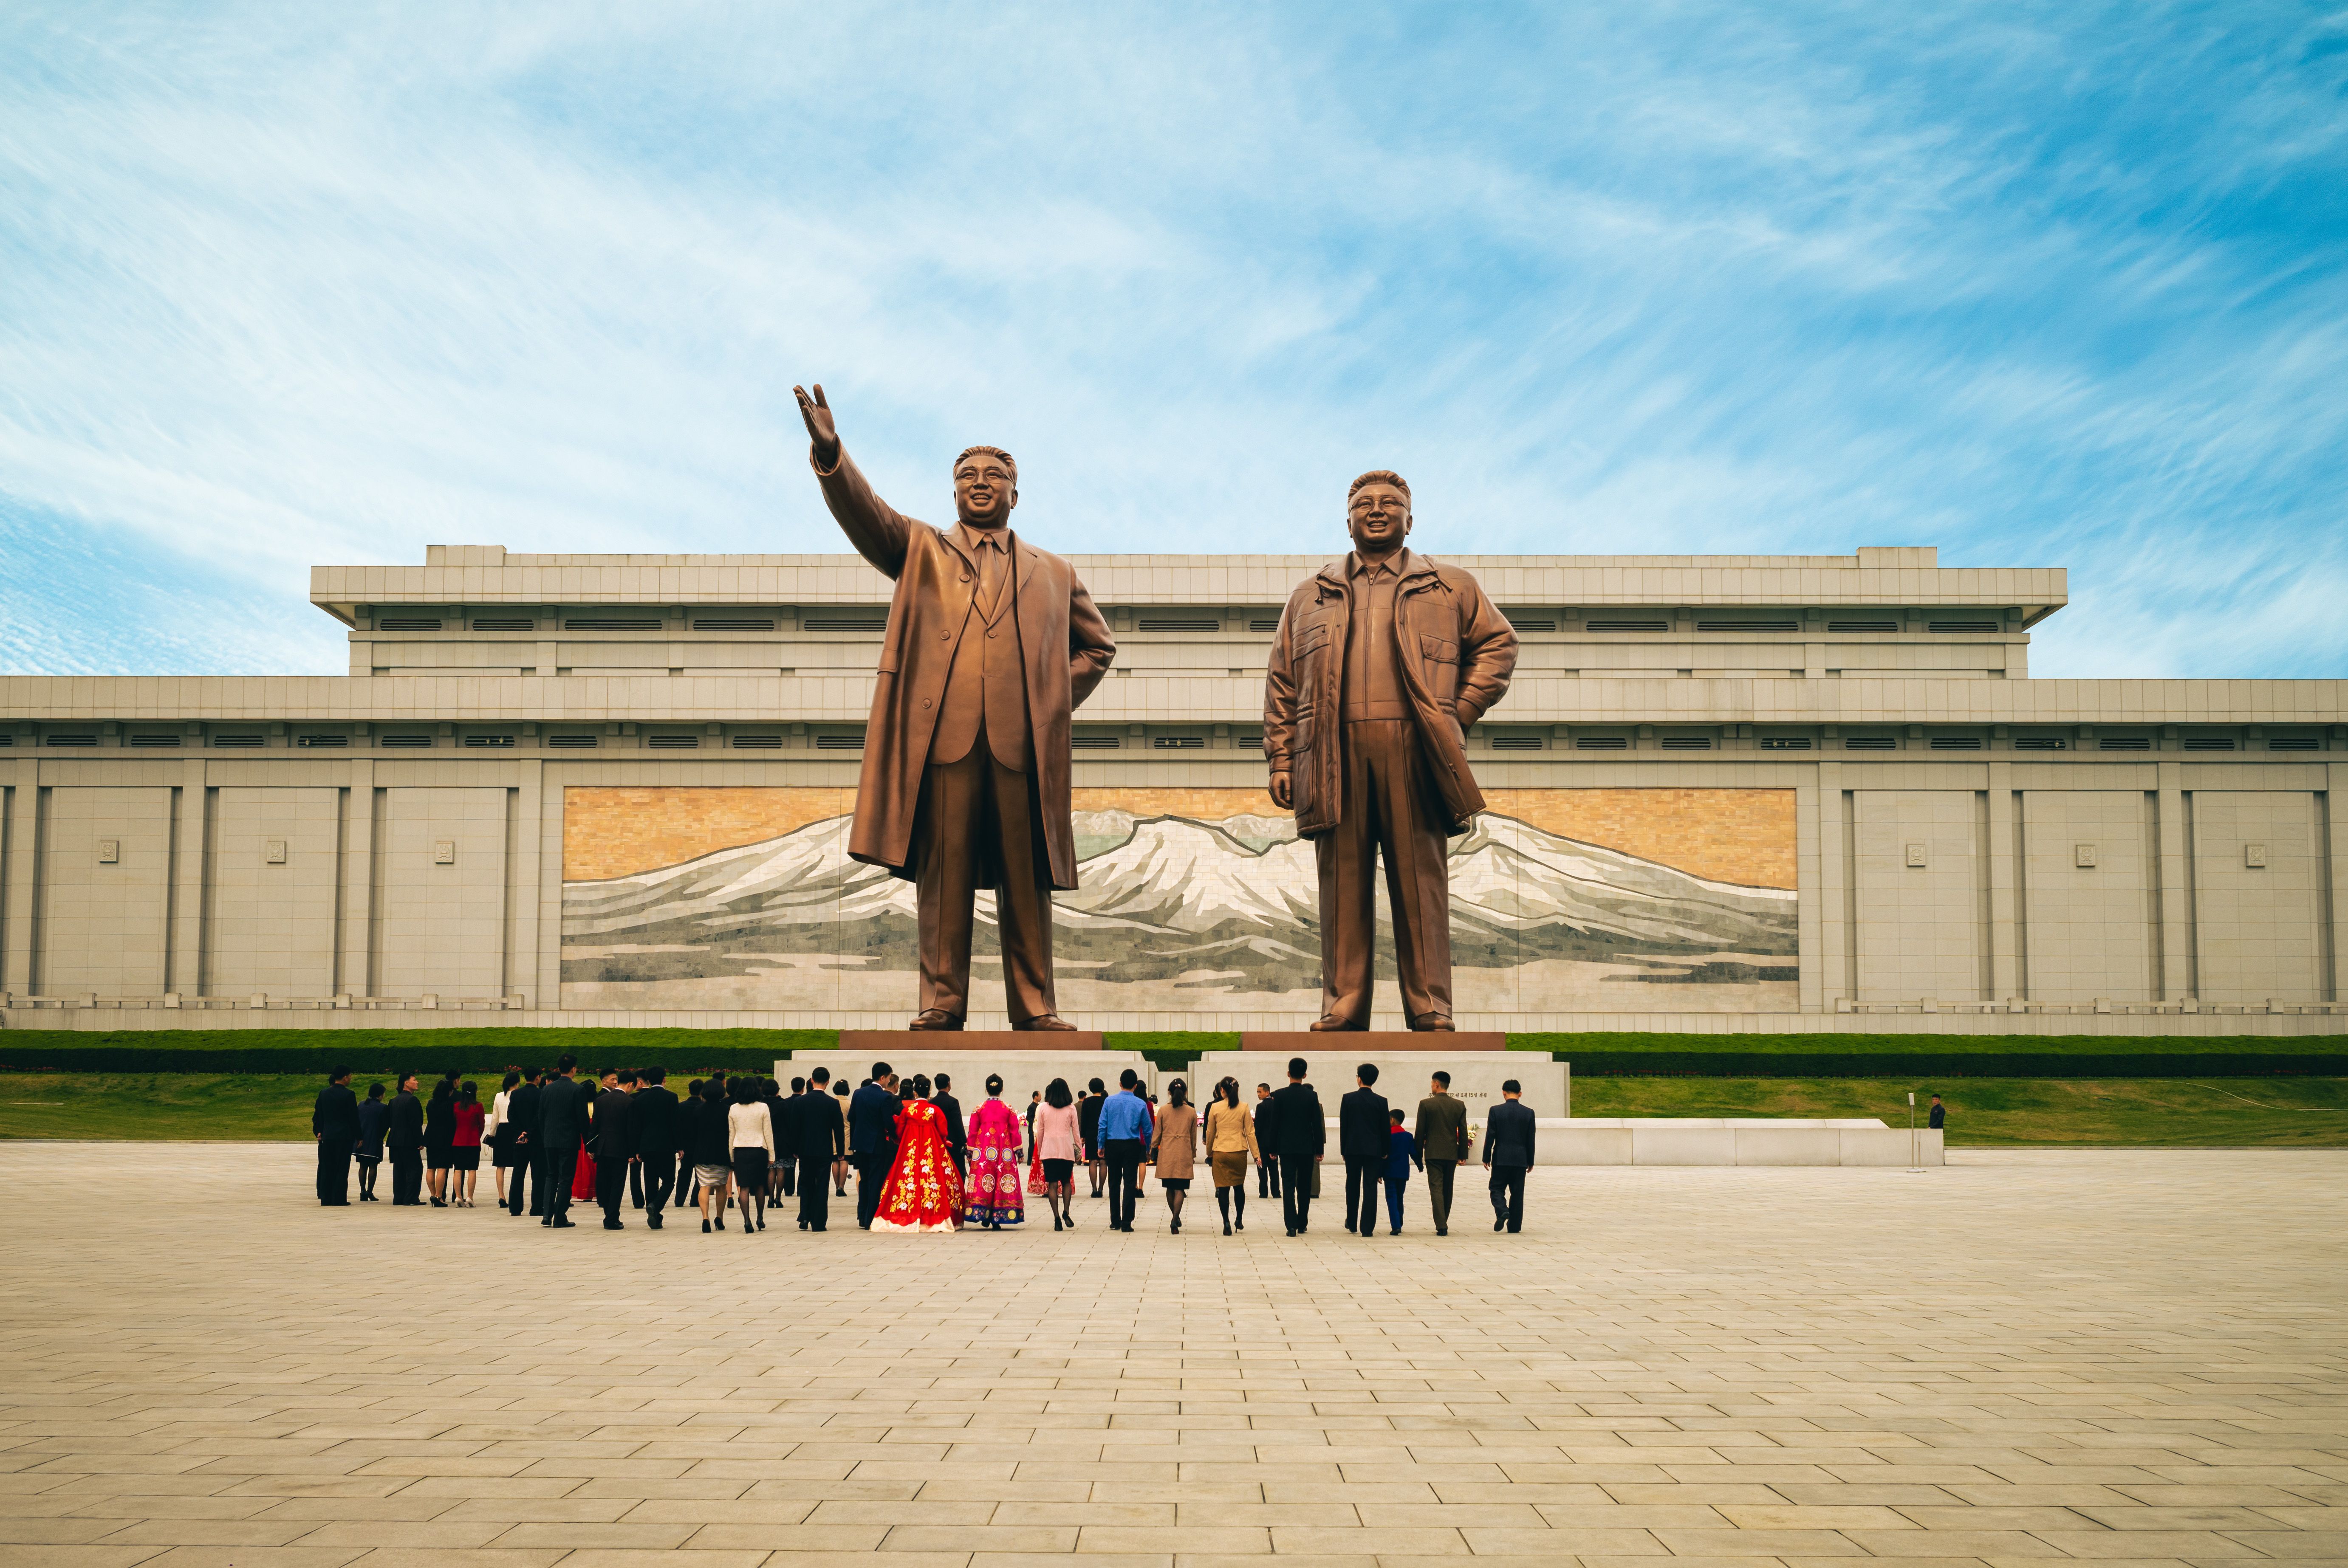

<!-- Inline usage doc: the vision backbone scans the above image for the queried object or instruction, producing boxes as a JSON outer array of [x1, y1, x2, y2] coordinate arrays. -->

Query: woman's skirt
[[730, 1148, 769, 1190], [695, 1162, 732, 1188], [493, 1136, 522, 1169], [1042, 1158, 1074, 1184], [1210, 1150, 1249, 1187], [451, 1147, 480, 1171], [1159, 1176, 1192, 1191], [425, 1144, 455, 1170]]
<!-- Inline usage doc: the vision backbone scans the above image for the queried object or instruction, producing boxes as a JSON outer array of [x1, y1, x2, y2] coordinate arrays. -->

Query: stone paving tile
[[3, 1145, 2344, 1565]]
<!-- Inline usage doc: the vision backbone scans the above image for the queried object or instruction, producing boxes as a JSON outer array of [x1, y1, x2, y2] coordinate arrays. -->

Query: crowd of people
[[309, 1056, 1542, 1235]]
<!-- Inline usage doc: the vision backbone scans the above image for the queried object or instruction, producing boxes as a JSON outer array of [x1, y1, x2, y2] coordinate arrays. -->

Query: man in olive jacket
[[1413, 1071, 1470, 1236], [1264, 471, 1516, 1031]]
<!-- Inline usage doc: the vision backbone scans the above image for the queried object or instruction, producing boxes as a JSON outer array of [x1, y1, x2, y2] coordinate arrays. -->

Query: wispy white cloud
[[0, 2, 2342, 677]]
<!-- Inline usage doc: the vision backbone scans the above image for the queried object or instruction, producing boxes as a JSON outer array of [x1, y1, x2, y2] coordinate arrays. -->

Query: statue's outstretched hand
[[794, 383, 841, 469]]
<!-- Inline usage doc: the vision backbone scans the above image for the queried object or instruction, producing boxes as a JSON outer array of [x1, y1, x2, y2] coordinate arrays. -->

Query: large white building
[[3, 543, 2340, 1032]]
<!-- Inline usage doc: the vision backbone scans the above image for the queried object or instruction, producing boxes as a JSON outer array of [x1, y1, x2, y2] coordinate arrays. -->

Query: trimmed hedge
[[2, 1027, 2340, 1080], [1509, 1031, 2348, 1078]]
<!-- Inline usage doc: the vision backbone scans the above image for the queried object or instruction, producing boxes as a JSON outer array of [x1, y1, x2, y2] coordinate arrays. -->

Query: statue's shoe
[[1410, 1014, 1456, 1032], [1016, 1015, 1077, 1032], [1307, 1015, 1365, 1032], [907, 1010, 965, 1031]]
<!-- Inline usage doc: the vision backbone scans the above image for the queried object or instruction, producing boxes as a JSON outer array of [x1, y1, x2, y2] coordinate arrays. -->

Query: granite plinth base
[[1197, 1049, 1567, 1120], [839, 1029, 1107, 1052], [780, 1046, 1149, 1117], [1241, 1030, 1507, 1052]]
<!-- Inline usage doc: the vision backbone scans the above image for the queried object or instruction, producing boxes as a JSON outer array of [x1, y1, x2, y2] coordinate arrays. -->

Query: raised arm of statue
[[795, 382, 913, 580]]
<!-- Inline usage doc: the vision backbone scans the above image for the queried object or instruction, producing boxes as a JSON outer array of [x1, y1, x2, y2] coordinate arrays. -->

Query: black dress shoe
[[603, 1218, 622, 1230], [552, 1217, 575, 1228], [1493, 1218, 1506, 1232], [647, 1215, 662, 1229]]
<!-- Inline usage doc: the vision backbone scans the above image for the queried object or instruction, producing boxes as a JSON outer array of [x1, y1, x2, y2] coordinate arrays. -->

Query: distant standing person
[[1339, 1063, 1389, 1238], [632, 1068, 680, 1227], [1203, 1076, 1260, 1235], [1413, 1071, 1468, 1236], [312, 1068, 359, 1207], [797, 1067, 845, 1231], [1483, 1079, 1536, 1234], [387, 1073, 425, 1207], [593, 1071, 636, 1230], [966, 1074, 1027, 1230], [1079, 1078, 1107, 1198], [451, 1082, 486, 1207], [1382, 1109, 1415, 1235], [423, 1078, 457, 1207], [1265, 1058, 1325, 1235], [728, 1077, 774, 1232], [1253, 1083, 1281, 1199], [354, 1083, 389, 1202], [932, 1072, 969, 1186], [538, 1055, 588, 1229], [1929, 1094, 1945, 1129], [1151, 1078, 1199, 1234], [1095, 1069, 1154, 1232], [1032, 1077, 1083, 1231], [505, 1068, 545, 1218], [849, 1063, 901, 1230], [831, 1080, 853, 1196], [689, 1077, 735, 1233], [488, 1070, 520, 1208]]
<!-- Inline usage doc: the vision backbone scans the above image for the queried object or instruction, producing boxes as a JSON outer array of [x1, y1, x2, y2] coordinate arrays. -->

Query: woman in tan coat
[[1149, 1078, 1201, 1234], [1201, 1076, 1260, 1236]]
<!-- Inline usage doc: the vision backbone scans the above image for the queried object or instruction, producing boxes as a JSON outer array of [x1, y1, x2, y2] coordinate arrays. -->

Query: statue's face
[[1348, 482, 1411, 553], [953, 451, 1017, 528]]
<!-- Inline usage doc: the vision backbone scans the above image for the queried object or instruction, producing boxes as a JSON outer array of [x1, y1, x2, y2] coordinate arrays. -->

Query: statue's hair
[[955, 445, 1018, 487], [1348, 469, 1410, 501]]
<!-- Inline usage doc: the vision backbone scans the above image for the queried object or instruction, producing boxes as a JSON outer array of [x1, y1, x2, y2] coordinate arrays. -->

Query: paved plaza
[[1, 1145, 2342, 1567]]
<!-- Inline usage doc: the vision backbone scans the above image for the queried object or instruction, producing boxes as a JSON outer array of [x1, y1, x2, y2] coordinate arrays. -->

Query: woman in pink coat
[[963, 1074, 1026, 1230]]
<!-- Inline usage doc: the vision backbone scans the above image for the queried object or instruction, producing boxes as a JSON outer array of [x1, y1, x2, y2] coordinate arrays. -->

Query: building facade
[[3, 543, 2341, 1033]]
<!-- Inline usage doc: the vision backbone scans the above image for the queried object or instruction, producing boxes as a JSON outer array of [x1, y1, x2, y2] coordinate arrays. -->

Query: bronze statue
[[794, 384, 1116, 1031], [1263, 471, 1517, 1031]]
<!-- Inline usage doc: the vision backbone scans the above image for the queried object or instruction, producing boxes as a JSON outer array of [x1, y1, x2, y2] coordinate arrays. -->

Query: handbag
[[1309, 1160, 1322, 1198]]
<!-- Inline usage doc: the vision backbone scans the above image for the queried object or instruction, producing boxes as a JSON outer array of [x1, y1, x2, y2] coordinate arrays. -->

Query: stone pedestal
[[780, 1047, 1151, 1117], [839, 1029, 1107, 1052], [1187, 1044, 1566, 1122], [1240, 1030, 1506, 1053]]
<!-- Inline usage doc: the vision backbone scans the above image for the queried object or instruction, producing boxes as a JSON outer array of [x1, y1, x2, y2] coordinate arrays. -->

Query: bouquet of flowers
[[1462, 1121, 1482, 1162]]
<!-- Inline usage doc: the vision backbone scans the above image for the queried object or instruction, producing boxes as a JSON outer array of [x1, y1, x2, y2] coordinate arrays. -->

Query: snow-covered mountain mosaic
[[561, 795, 1797, 1012]]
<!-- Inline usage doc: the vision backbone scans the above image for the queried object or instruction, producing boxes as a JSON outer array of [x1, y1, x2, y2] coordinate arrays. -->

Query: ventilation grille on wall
[[803, 611, 889, 632], [1153, 735, 1205, 749], [814, 732, 865, 750], [2098, 737, 2151, 751], [470, 617, 535, 631], [1070, 735, 1121, 749], [1828, 620, 1899, 633], [376, 617, 443, 631], [1929, 620, 2000, 633], [2013, 737, 2068, 750], [2268, 736, 2321, 751], [545, 734, 598, 749], [379, 734, 432, 748], [1585, 619, 1669, 633], [695, 618, 777, 631], [295, 734, 346, 748], [1760, 737, 1815, 750], [0, 735, 13, 745], [1238, 733, 1264, 750], [1502, 613, 1557, 632], [1137, 616, 1221, 632], [1659, 736, 1714, 750], [1248, 618, 1282, 632], [1574, 736, 1629, 750], [1489, 734, 1544, 751], [647, 734, 699, 749], [2183, 737, 2238, 751], [463, 734, 516, 748], [564, 616, 663, 631], [1695, 620, 1797, 633], [45, 733, 99, 746], [128, 734, 181, 747], [730, 734, 783, 749], [1843, 736, 1896, 750], [210, 733, 265, 747], [1929, 737, 1983, 750]]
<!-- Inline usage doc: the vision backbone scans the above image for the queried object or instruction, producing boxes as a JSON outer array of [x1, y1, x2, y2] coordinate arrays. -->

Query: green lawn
[[5, 1072, 2342, 1146]]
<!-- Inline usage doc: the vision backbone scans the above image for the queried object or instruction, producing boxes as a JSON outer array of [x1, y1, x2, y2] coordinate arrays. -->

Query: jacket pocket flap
[[1419, 633, 1457, 661], [1292, 621, 1331, 654]]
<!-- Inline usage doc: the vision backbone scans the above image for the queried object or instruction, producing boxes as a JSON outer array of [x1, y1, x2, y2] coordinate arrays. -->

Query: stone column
[[339, 759, 375, 998], [1, 759, 33, 994], [1986, 762, 2019, 1001], [2156, 760, 2191, 1000], [170, 758, 206, 996]]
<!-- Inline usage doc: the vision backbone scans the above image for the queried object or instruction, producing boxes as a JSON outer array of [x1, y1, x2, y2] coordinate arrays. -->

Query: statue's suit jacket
[[814, 446, 1116, 890]]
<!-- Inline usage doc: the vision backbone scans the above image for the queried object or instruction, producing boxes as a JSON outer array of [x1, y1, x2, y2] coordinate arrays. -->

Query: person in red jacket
[[450, 1083, 486, 1207]]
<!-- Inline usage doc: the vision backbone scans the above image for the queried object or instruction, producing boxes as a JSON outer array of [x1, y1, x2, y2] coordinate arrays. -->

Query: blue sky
[[2, 3, 2343, 678]]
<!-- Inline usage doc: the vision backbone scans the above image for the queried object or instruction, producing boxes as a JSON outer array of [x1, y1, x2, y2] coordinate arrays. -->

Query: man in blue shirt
[[1095, 1069, 1155, 1231]]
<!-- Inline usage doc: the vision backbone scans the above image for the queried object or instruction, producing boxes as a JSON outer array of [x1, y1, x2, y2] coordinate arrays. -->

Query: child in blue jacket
[[1383, 1109, 1416, 1235]]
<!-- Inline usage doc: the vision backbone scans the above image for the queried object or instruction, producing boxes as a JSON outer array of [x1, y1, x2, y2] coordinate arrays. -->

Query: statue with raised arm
[[794, 384, 1116, 1031], [1263, 471, 1517, 1031]]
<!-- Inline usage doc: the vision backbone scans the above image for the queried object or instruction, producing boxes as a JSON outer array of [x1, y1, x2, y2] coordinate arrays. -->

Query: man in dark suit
[[312, 1068, 359, 1206], [1483, 1079, 1537, 1234], [797, 1067, 845, 1231], [795, 385, 1116, 1031], [631, 1067, 679, 1227], [774, 1077, 805, 1200], [1253, 1082, 1281, 1198], [1264, 1058, 1325, 1236], [1413, 1070, 1469, 1236], [931, 1072, 969, 1185], [848, 1063, 901, 1229], [386, 1073, 425, 1205], [538, 1054, 588, 1228], [1338, 1063, 1390, 1238], [504, 1068, 543, 1217], [593, 1071, 636, 1230]]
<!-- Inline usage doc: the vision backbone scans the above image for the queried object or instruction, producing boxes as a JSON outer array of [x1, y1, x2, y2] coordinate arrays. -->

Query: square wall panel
[[207, 787, 340, 998], [2193, 791, 2323, 1005], [2020, 791, 2155, 1004], [378, 787, 508, 999], [42, 785, 174, 996], [1854, 790, 1982, 1004]]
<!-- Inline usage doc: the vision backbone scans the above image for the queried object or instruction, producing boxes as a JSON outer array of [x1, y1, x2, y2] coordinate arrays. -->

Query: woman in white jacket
[[726, 1076, 775, 1234]]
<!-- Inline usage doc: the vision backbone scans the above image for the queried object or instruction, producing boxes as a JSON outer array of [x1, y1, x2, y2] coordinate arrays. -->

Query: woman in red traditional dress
[[870, 1074, 963, 1232], [964, 1074, 1026, 1230]]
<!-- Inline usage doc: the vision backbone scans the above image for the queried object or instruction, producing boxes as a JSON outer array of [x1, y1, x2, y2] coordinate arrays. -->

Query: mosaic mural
[[560, 786, 1798, 1015]]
